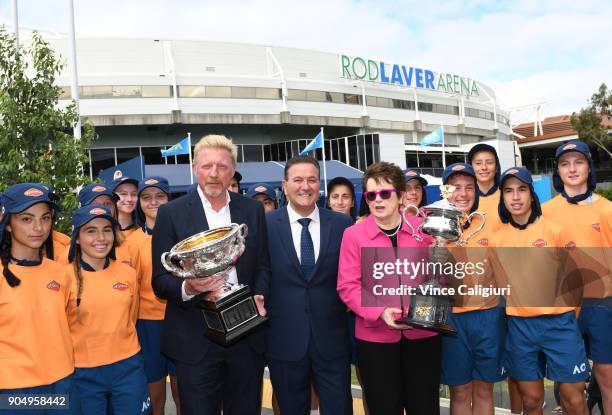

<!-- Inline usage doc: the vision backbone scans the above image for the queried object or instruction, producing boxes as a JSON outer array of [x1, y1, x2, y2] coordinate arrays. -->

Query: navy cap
[[0, 183, 60, 244], [553, 141, 596, 194], [0, 183, 59, 215], [404, 169, 428, 187], [78, 183, 120, 207], [442, 163, 479, 213], [138, 176, 170, 195], [442, 163, 477, 183], [108, 176, 139, 192], [246, 183, 276, 201], [499, 167, 541, 224], [68, 204, 118, 263]]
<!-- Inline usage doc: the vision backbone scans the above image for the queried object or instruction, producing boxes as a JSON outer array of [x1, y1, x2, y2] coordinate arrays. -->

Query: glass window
[[344, 94, 361, 105], [263, 144, 272, 161], [278, 142, 286, 161], [206, 86, 231, 98], [338, 138, 347, 164], [179, 86, 206, 97], [373, 134, 380, 163], [324, 140, 331, 161], [256, 88, 281, 99], [305, 90, 326, 102], [81, 86, 113, 98], [112, 85, 141, 97], [405, 152, 419, 168], [235, 145, 243, 163], [141, 146, 164, 164], [142, 85, 171, 97], [326, 92, 344, 103], [286, 142, 293, 159], [377, 97, 392, 108], [418, 102, 433, 112], [365, 134, 374, 166], [271, 143, 279, 161], [116, 147, 140, 164], [291, 141, 299, 158], [243, 145, 263, 162], [90, 148, 115, 177], [287, 89, 306, 100], [232, 87, 256, 98], [348, 136, 358, 169], [366, 96, 377, 106], [177, 154, 190, 164], [332, 139, 339, 160], [358, 135, 367, 170]]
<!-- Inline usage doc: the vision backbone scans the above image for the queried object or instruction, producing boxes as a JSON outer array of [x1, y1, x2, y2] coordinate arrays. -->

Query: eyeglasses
[[363, 189, 397, 202]]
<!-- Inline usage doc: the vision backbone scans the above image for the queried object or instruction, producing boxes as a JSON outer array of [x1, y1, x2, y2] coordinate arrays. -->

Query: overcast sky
[[1, 0, 610, 124]]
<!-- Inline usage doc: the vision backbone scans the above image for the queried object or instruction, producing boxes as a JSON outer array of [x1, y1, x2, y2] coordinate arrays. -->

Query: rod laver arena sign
[[340, 54, 480, 97]]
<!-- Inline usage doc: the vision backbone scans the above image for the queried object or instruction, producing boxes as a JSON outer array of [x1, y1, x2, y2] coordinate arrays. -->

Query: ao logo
[[572, 363, 587, 375], [141, 396, 151, 413]]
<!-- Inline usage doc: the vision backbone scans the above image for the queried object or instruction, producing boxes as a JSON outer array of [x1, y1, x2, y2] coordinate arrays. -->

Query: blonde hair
[[193, 135, 238, 165]]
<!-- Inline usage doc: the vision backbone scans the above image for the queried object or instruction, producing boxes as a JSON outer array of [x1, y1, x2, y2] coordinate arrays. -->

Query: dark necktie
[[298, 218, 315, 281]]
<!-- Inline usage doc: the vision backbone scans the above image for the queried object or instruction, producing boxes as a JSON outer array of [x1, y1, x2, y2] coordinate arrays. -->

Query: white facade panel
[[378, 133, 407, 168]]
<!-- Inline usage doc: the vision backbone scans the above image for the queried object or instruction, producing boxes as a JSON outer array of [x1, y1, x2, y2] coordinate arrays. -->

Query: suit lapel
[[185, 190, 209, 235], [311, 209, 331, 280], [277, 207, 302, 272], [228, 192, 244, 276]]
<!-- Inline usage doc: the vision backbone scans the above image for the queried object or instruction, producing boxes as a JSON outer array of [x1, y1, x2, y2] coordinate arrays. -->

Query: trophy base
[[394, 317, 457, 335], [199, 285, 268, 346]]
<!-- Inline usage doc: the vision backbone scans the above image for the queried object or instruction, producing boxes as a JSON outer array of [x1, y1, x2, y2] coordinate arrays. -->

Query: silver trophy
[[161, 223, 267, 345], [395, 185, 485, 334]]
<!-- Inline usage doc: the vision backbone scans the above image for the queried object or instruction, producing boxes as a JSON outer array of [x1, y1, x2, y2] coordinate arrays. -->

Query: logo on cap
[[506, 169, 519, 175], [591, 223, 600, 232], [254, 186, 267, 193], [452, 165, 465, 171], [532, 239, 547, 248], [113, 170, 123, 180], [406, 171, 418, 177], [92, 185, 107, 193], [47, 280, 61, 291], [89, 207, 106, 215], [145, 179, 159, 185], [563, 144, 577, 150], [24, 188, 44, 197], [565, 241, 576, 250], [477, 238, 489, 246], [113, 282, 129, 291]]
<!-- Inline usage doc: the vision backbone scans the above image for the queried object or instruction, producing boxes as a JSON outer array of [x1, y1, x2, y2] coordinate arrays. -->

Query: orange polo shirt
[[66, 260, 140, 368], [53, 230, 71, 248], [476, 189, 502, 234], [543, 195, 611, 298], [0, 258, 74, 389], [129, 228, 167, 320], [121, 226, 138, 239], [489, 218, 577, 317], [449, 211, 499, 313]]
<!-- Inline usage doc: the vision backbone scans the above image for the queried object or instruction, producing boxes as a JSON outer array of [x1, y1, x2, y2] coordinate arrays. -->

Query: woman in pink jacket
[[338, 162, 441, 414]]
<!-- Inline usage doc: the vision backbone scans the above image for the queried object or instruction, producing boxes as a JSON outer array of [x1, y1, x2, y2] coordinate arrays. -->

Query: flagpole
[[441, 125, 446, 169], [187, 132, 194, 184], [320, 127, 328, 197]]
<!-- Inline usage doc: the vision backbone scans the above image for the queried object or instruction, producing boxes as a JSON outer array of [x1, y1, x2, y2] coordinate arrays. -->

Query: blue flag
[[299, 131, 324, 155], [161, 137, 190, 157], [420, 127, 444, 146]]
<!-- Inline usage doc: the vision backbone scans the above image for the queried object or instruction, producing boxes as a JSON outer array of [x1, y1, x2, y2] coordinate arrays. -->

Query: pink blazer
[[337, 214, 438, 343]]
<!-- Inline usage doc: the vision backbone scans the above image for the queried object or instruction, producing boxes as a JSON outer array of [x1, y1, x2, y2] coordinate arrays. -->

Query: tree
[[571, 83, 612, 158], [0, 28, 95, 233]]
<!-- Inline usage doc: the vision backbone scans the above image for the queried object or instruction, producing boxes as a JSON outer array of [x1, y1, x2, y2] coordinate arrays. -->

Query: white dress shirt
[[286, 203, 320, 263], [182, 187, 238, 301]]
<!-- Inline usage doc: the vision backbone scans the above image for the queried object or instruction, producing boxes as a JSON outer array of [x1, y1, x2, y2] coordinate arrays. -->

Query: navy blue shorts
[[0, 374, 80, 415], [506, 312, 589, 382], [579, 298, 612, 364], [136, 319, 177, 382], [441, 307, 506, 386], [74, 353, 150, 415]]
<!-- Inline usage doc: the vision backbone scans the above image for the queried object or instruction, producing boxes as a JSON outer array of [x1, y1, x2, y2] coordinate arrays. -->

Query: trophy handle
[[458, 211, 486, 246], [161, 251, 191, 278], [402, 204, 424, 242]]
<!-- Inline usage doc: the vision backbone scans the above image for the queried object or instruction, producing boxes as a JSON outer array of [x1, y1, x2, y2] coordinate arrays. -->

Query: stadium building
[[47, 37, 518, 186]]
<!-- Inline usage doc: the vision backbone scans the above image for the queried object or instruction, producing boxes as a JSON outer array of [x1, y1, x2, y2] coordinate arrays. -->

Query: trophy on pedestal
[[161, 223, 267, 345], [395, 185, 485, 334]]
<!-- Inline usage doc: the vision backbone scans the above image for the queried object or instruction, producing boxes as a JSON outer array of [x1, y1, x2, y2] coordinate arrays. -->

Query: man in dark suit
[[151, 134, 269, 415], [265, 155, 354, 414]]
